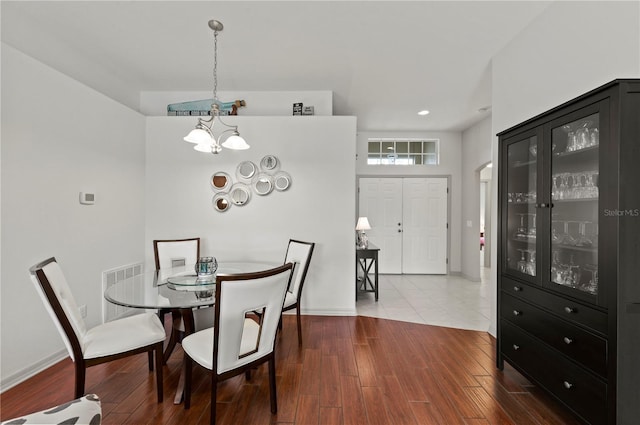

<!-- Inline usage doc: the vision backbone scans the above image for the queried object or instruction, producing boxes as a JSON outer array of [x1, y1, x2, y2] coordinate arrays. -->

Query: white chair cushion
[[83, 313, 165, 359], [182, 319, 260, 371], [0, 394, 101, 425], [283, 291, 297, 309]]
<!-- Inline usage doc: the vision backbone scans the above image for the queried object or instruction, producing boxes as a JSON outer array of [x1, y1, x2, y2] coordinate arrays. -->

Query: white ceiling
[[1, 1, 552, 132]]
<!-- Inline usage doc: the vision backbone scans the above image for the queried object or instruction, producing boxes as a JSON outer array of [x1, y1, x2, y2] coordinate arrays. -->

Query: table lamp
[[356, 217, 371, 248]]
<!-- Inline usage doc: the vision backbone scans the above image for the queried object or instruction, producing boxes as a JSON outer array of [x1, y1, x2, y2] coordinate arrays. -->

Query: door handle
[[398, 223, 401, 226]]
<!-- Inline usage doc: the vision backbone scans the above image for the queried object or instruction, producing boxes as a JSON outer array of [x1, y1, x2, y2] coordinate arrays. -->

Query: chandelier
[[183, 20, 249, 154]]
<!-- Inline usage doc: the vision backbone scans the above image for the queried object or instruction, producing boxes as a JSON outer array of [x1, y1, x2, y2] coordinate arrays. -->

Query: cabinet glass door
[[504, 134, 539, 282], [549, 113, 599, 297]]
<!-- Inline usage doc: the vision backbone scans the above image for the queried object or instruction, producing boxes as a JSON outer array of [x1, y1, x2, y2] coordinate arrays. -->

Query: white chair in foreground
[[281, 239, 315, 345], [29, 258, 165, 401], [182, 262, 295, 425], [1, 394, 102, 425], [153, 237, 215, 362]]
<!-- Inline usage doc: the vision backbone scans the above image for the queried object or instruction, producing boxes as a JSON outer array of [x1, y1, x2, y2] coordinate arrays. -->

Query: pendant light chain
[[212, 29, 218, 105]]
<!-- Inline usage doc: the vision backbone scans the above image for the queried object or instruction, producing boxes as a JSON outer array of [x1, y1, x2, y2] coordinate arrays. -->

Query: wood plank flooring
[[0, 315, 582, 424]]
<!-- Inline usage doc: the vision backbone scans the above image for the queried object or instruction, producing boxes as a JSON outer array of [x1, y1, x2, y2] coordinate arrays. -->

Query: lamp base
[[356, 231, 369, 249]]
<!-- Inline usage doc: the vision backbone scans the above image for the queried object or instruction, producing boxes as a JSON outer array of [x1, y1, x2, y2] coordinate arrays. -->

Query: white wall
[[1, 45, 147, 390], [460, 116, 492, 281], [356, 131, 463, 272], [145, 115, 357, 314], [489, 0, 640, 336]]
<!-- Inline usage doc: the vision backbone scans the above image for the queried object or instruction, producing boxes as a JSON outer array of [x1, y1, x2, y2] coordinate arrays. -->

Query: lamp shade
[[184, 128, 213, 144], [221, 133, 250, 150], [194, 142, 214, 153], [355, 217, 371, 231]]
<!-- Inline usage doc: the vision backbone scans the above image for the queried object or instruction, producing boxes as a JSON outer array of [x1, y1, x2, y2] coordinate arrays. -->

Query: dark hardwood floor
[[1, 315, 582, 424]]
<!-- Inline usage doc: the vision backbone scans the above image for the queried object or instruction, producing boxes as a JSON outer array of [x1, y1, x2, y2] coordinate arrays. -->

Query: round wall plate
[[210, 171, 232, 192], [229, 183, 251, 206], [236, 161, 258, 182], [273, 171, 292, 191], [260, 155, 280, 172], [252, 173, 274, 196], [212, 192, 231, 212]]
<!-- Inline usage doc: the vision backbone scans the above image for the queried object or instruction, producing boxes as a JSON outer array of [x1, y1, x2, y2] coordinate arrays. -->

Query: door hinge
[[446, 258, 449, 264], [447, 187, 449, 194], [446, 223, 449, 229]]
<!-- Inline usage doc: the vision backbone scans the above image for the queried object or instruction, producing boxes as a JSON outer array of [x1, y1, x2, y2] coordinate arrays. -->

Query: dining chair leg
[[74, 361, 85, 399], [155, 343, 163, 403], [148, 351, 154, 371], [268, 355, 277, 414], [184, 355, 193, 409], [278, 316, 282, 331], [210, 374, 218, 425], [296, 305, 302, 346]]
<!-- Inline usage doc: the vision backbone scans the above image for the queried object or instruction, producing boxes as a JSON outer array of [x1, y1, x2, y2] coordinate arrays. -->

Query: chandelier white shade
[[183, 19, 249, 155]]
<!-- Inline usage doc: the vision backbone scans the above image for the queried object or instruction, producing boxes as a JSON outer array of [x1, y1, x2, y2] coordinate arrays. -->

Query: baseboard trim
[[460, 272, 482, 282], [1, 349, 68, 393]]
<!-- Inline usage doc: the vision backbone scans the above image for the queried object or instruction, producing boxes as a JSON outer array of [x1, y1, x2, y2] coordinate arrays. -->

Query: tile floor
[[356, 266, 492, 331]]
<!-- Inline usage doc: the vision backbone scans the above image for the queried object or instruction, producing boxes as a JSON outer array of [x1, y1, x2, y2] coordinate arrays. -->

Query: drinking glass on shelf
[[582, 264, 598, 295], [515, 214, 528, 239], [558, 220, 577, 246], [585, 171, 599, 198], [566, 131, 578, 152], [527, 214, 537, 239], [589, 127, 599, 147], [575, 221, 593, 247], [517, 249, 528, 274], [575, 123, 591, 150], [526, 250, 536, 276]]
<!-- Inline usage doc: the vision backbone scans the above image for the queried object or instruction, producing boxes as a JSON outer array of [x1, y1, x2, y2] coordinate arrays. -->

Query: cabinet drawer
[[501, 292, 607, 376], [501, 277, 607, 334], [500, 320, 607, 425]]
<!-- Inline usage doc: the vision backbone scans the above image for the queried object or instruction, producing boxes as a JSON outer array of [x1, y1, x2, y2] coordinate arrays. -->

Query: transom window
[[367, 138, 439, 165]]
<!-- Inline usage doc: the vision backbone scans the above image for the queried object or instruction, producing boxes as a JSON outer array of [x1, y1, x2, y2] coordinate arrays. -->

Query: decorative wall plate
[[236, 161, 257, 182], [210, 172, 232, 192], [252, 173, 274, 196], [229, 183, 251, 206], [260, 155, 280, 172], [212, 192, 231, 212], [273, 171, 292, 191]]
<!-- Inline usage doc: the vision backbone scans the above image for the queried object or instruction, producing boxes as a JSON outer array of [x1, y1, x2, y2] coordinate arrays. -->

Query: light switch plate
[[79, 192, 95, 205]]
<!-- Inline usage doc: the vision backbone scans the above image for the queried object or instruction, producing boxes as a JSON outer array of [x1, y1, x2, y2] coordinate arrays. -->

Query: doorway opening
[[479, 163, 492, 272]]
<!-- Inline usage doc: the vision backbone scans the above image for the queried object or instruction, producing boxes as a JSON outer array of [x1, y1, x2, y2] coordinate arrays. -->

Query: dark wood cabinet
[[497, 79, 640, 425]]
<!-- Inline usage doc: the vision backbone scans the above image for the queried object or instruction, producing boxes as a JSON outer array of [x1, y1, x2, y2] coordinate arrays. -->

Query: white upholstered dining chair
[[182, 262, 295, 425], [29, 257, 165, 401], [281, 239, 315, 345], [153, 237, 215, 361]]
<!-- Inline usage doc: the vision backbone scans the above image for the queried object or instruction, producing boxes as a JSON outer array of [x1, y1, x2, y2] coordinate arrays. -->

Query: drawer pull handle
[[513, 344, 520, 350], [513, 286, 522, 292], [564, 307, 575, 314], [563, 337, 573, 345], [513, 310, 522, 316], [563, 381, 573, 389]]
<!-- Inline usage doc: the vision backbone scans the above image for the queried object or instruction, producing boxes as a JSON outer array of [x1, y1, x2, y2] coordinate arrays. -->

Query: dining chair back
[[29, 257, 165, 401], [281, 239, 315, 345], [182, 262, 295, 425], [153, 237, 215, 363], [153, 237, 200, 270]]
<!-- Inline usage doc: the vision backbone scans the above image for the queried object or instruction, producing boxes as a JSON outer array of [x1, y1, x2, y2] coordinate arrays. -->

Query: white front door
[[402, 178, 448, 274], [359, 177, 448, 274], [359, 178, 403, 273]]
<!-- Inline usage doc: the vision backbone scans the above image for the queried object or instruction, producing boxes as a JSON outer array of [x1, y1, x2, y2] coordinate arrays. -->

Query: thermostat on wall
[[79, 192, 95, 205]]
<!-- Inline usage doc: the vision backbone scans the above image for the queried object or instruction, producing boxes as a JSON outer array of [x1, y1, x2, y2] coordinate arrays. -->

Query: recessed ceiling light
[[417, 110, 430, 116]]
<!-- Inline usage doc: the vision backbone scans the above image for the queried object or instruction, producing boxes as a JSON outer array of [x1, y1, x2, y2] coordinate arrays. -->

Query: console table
[[356, 243, 380, 301]]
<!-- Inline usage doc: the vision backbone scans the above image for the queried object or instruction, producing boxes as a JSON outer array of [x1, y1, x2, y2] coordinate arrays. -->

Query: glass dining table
[[103, 261, 278, 403]]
